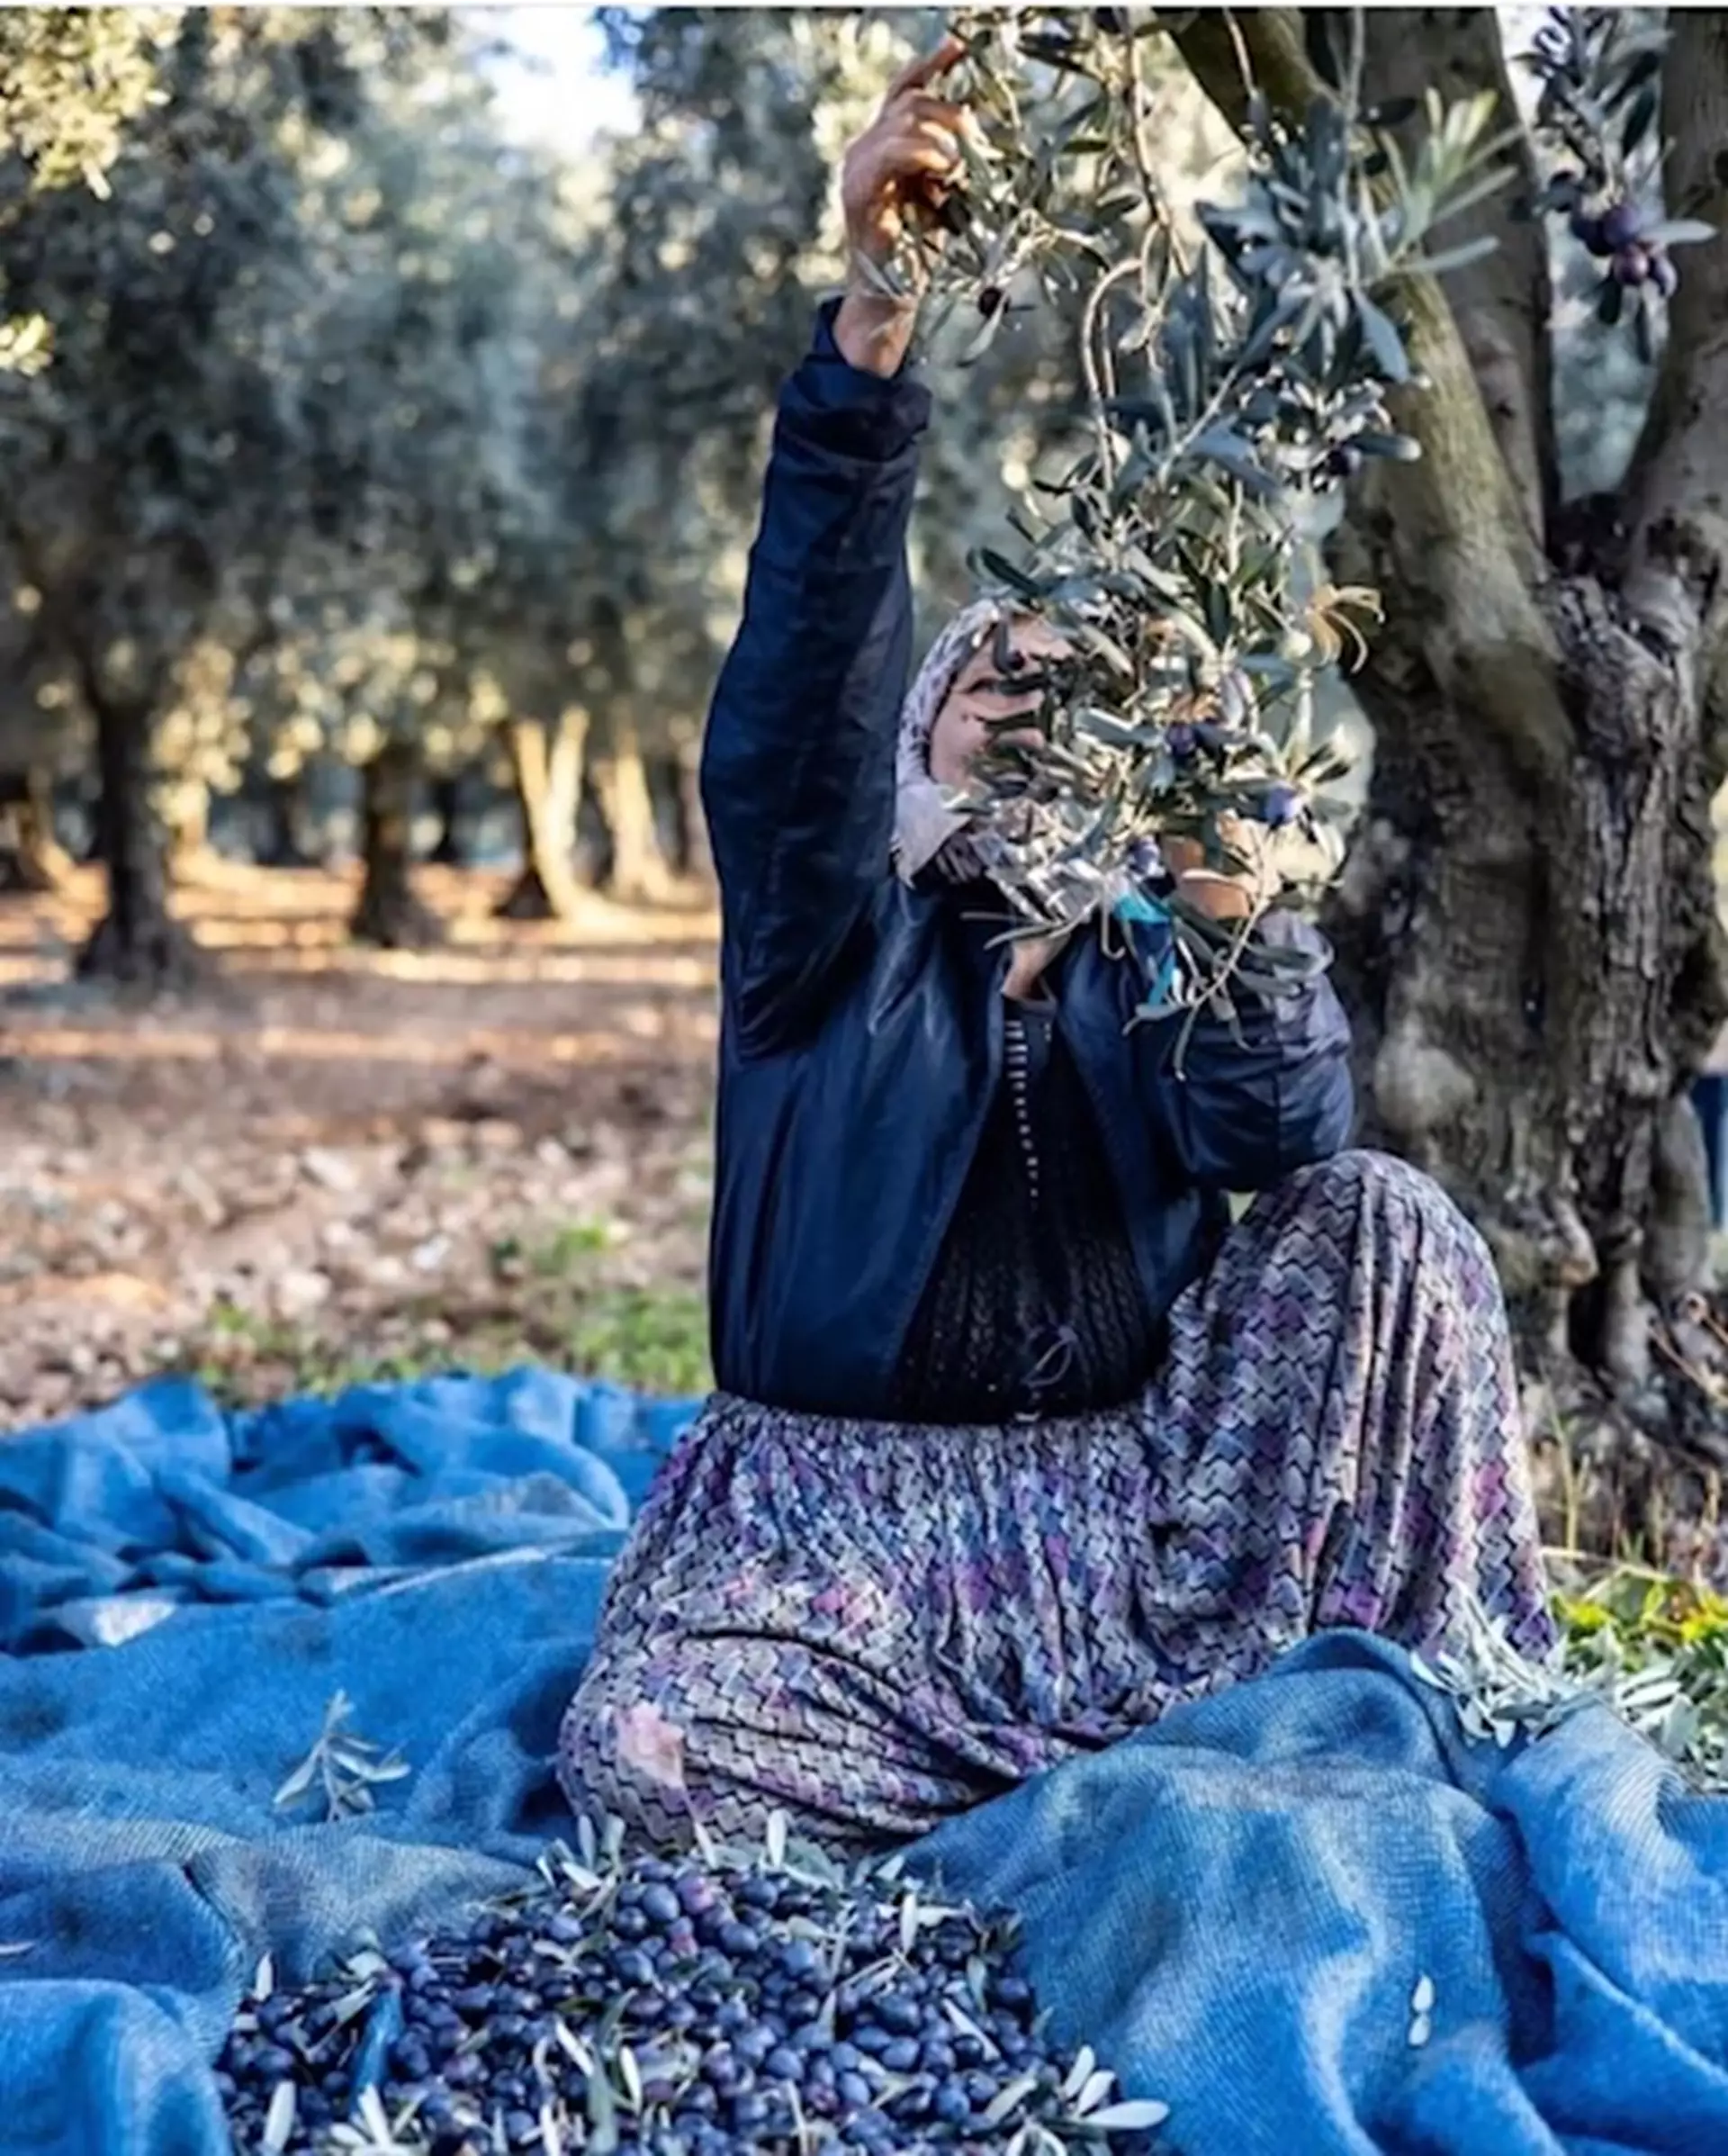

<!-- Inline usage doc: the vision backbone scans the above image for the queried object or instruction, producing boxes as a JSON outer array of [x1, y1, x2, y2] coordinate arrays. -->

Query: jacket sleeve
[[1149, 909, 1356, 1188], [699, 302, 932, 1057]]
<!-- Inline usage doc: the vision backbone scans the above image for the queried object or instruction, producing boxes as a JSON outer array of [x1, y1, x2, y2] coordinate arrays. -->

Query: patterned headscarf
[[890, 599, 1012, 888], [892, 601, 1167, 924]]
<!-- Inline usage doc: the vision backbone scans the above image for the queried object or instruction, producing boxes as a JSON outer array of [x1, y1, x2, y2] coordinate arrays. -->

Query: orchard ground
[[0, 860, 718, 1425], [0, 857, 1723, 1585]]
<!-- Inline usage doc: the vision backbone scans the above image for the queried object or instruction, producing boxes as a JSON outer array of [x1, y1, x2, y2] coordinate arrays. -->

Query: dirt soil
[[0, 860, 721, 1427]]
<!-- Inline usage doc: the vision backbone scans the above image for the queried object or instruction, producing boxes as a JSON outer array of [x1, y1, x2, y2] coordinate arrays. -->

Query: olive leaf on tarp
[[1411, 1582, 1728, 1794], [861, 9, 1523, 1023], [274, 1687, 411, 1823]]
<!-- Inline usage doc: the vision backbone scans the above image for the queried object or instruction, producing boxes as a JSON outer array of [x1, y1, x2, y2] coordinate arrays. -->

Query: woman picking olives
[[562, 41, 1553, 1854]]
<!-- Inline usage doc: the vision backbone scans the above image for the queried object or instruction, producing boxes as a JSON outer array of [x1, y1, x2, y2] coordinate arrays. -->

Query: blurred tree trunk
[[428, 769, 469, 868], [496, 710, 588, 920], [573, 768, 609, 888], [258, 771, 319, 868], [647, 746, 712, 882], [350, 735, 443, 948], [0, 766, 72, 891], [76, 690, 202, 987], [590, 714, 674, 904], [587, 597, 674, 902], [677, 740, 713, 886], [648, 752, 683, 871], [165, 777, 212, 876], [1177, 9, 1728, 1413]]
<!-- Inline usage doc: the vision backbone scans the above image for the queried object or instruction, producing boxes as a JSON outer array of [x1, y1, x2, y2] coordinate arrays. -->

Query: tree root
[[348, 880, 446, 951], [74, 909, 206, 992]]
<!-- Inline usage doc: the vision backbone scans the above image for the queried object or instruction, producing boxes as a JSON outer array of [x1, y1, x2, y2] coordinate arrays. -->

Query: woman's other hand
[[832, 35, 968, 379], [1162, 820, 1278, 923]]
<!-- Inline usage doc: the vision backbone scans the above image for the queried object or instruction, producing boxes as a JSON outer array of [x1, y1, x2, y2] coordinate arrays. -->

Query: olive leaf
[[260, 2079, 296, 2156], [1084, 2097, 1174, 2131], [274, 1689, 410, 1824]]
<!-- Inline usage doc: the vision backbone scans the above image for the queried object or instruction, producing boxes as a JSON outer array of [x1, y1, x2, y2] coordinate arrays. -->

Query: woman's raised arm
[[698, 41, 966, 1057]]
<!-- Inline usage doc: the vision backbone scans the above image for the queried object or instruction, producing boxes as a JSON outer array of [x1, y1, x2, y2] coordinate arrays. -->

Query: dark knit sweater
[[891, 1000, 1166, 1424]]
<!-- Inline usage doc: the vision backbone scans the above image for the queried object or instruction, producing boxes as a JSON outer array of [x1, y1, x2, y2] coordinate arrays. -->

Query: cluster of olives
[[216, 1836, 1168, 2155], [1568, 194, 1679, 296], [1165, 721, 1302, 830]]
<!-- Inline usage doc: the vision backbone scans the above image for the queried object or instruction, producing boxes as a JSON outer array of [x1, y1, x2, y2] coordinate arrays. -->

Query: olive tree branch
[[1350, 6, 1559, 548], [1621, 9, 1728, 673], [1166, 5, 1571, 792]]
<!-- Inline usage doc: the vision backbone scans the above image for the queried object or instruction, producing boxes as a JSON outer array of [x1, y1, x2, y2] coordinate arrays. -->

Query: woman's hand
[[832, 35, 968, 379], [1162, 821, 1278, 923]]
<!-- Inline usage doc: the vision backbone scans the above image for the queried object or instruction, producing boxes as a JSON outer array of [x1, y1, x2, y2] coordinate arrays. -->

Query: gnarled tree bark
[[1172, 7, 1728, 1397]]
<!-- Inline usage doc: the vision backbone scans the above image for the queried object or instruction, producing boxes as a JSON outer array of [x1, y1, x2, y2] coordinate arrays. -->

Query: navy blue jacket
[[700, 305, 1354, 1418]]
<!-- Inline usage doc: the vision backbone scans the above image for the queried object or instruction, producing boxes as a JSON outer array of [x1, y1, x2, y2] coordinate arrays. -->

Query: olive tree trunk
[[428, 770, 470, 868], [257, 771, 320, 868], [590, 713, 675, 905], [0, 766, 71, 891], [76, 690, 202, 988], [646, 744, 716, 883], [496, 709, 588, 921], [1174, 10, 1728, 1440], [586, 599, 676, 903], [1327, 584, 1724, 1378], [350, 735, 444, 949], [678, 742, 715, 885]]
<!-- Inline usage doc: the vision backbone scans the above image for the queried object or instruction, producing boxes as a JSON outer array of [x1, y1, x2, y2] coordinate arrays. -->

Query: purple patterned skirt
[[559, 1151, 1554, 1853]]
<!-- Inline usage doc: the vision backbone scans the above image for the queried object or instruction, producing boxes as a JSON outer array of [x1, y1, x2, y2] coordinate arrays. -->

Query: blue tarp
[[1, 1370, 1725, 2156]]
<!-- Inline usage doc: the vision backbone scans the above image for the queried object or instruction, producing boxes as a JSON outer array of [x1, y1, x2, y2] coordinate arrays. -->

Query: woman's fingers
[[849, 124, 963, 204], [889, 141, 965, 181], [835, 29, 966, 356], [859, 102, 964, 170], [841, 35, 968, 288], [883, 32, 966, 105], [892, 92, 968, 133], [881, 118, 964, 171]]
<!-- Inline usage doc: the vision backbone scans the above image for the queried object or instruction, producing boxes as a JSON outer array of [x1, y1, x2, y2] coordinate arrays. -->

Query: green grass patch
[[562, 1285, 712, 1396], [176, 1267, 712, 1408], [1554, 1566, 1728, 1786], [490, 1219, 617, 1278]]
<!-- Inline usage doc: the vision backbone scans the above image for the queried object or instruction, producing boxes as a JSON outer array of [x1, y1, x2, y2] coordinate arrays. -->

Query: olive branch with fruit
[[1523, 7, 1714, 355], [859, 7, 1709, 1029]]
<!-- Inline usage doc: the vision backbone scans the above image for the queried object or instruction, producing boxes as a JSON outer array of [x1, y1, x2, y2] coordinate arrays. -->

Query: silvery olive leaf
[[1084, 2097, 1174, 2130]]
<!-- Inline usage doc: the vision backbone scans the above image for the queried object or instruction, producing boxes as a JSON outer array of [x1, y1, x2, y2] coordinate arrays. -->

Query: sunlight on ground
[[0, 860, 721, 989], [0, 864, 719, 1429], [0, 943, 716, 988], [0, 1015, 714, 1067]]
